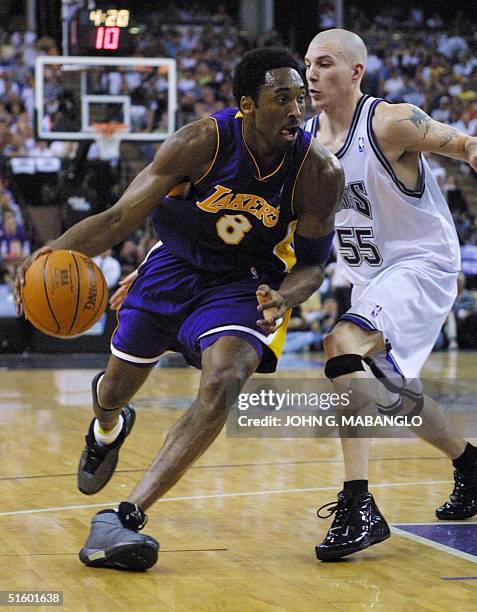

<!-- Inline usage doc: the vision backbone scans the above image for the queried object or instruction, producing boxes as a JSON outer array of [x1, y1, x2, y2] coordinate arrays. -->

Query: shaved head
[[305, 29, 367, 111], [308, 29, 367, 67]]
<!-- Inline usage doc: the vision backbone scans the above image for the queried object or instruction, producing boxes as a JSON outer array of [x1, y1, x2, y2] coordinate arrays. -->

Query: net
[[91, 122, 128, 162]]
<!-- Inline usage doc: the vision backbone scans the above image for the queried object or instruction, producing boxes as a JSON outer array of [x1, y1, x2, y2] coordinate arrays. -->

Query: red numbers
[[95, 26, 120, 50]]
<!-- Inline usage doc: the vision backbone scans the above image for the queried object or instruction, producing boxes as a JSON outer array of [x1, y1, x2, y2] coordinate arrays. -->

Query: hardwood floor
[[0, 351, 476, 611]]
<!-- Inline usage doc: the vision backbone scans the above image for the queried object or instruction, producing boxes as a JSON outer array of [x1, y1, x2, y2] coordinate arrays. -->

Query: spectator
[[320, 2, 336, 30], [29, 140, 54, 157], [0, 207, 30, 267], [434, 272, 470, 350], [0, 180, 22, 223], [438, 30, 468, 59], [401, 74, 425, 107], [431, 96, 452, 123], [118, 238, 140, 276], [383, 69, 405, 102], [424, 152, 446, 188], [282, 306, 318, 353], [311, 296, 338, 339], [3, 133, 28, 157], [93, 250, 121, 290], [460, 244, 477, 289], [452, 272, 477, 349], [455, 210, 475, 245], [302, 292, 338, 346], [444, 175, 469, 216]]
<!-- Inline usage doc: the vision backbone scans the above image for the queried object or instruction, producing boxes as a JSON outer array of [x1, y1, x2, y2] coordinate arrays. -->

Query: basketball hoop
[[91, 121, 128, 163]]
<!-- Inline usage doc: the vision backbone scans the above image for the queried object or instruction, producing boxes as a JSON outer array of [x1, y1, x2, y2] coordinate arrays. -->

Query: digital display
[[89, 9, 130, 28], [70, 8, 133, 56], [95, 26, 121, 50]]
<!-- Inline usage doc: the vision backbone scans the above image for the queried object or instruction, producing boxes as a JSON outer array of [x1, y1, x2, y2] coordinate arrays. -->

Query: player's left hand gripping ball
[[256, 284, 286, 334]]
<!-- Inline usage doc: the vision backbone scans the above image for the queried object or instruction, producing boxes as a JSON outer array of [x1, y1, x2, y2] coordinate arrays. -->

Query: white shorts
[[341, 263, 458, 379]]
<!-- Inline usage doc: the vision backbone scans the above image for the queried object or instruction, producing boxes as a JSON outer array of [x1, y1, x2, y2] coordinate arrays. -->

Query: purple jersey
[[114, 109, 312, 372], [151, 107, 313, 280]]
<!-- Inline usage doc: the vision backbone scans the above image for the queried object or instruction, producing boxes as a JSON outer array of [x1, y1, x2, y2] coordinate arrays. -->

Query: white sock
[[94, 414, 124, 446]]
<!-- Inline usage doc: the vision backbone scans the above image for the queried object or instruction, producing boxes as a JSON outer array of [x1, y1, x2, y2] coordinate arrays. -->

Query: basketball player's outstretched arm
[[373, 102, 477, 170], [257, 140, 344, 333], [14, 119, 217, 314]]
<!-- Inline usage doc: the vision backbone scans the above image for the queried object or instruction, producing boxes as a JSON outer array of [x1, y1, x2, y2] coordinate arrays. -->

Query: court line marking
[[0, 479, 454, 518], [441, 576, 477, 581], [0, 548, 229, 557], [0, 456, 452, 482], [391, 526, 477, 564], [393, 522, 477, 526]]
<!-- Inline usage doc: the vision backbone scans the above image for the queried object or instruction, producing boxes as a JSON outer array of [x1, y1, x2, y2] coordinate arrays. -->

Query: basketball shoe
[[79, 501, 159, 570], [77, 372, 136, 495], [315, 491, 390, 561], [435, 468, 477, 519]]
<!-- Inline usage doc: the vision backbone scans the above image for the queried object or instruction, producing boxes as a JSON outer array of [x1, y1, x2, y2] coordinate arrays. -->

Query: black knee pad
[[324, 354, 366, 379], [325, 354, 423, 417]]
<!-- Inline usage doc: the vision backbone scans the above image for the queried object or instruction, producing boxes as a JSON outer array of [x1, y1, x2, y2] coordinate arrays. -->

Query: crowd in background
[[0, 2, 477, 348]]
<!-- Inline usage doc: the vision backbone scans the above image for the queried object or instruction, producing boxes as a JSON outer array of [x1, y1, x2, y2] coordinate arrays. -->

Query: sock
[[94, 414, 124, 446], [452, 443, 477, 475], [344, 479, 369, 497]]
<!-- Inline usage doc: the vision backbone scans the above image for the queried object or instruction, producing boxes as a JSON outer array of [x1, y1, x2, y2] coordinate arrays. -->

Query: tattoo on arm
[[437, 126, 459, 148], [398, 105, 431, 139], [466, 141, 477, 157]]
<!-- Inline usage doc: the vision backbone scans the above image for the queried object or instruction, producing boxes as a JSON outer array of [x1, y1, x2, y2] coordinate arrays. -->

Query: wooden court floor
[[0, 351, 476, 611]]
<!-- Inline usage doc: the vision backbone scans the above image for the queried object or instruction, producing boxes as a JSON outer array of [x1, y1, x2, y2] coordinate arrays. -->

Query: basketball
[[20, 250, 108, 338]]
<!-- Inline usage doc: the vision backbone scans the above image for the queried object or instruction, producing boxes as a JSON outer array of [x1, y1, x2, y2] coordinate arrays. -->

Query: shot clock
[[69, 8, 134, 56]]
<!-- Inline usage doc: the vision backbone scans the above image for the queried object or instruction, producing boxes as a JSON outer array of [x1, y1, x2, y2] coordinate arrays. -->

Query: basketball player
[[303, 29, 477, 561], [14, 48, 344, 570]]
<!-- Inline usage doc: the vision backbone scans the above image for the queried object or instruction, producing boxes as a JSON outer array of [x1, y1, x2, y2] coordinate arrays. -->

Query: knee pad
[[324, 355, 376, 415], [324, 354, 366, 379], [325, 354, 423, 417]]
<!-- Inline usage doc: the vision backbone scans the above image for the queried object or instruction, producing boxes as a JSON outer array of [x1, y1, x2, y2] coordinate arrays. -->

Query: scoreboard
[[69, 8, 133, 56]]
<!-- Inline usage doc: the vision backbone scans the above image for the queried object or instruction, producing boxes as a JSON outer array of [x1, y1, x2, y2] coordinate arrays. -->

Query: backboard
[[35, 56, 177, 141]]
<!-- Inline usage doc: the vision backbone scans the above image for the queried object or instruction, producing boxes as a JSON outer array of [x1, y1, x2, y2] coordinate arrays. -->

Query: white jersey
[[304, 95, 460, 286]]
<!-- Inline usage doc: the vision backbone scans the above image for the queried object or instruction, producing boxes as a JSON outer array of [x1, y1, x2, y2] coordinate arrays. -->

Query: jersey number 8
[[216, 214, 252, 245]]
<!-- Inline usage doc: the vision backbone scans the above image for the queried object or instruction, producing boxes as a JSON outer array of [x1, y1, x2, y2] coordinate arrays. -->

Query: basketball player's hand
[[109, 269, 139, 310], [13, 245, 52, 316], [256, 285, 286, 334]]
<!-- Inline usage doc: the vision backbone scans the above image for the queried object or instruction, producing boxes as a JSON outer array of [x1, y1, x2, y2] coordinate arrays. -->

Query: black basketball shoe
[[77, 373, 136, 495], [79, 502, 159, 571], [435, 469, 477, 520], [315, 491, 390, 561]]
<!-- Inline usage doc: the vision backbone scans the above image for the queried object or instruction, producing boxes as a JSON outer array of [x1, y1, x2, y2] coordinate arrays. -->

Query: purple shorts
[[111, 244, 287, 373]]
